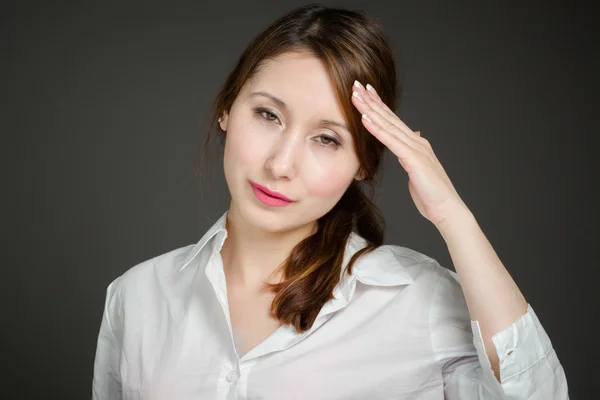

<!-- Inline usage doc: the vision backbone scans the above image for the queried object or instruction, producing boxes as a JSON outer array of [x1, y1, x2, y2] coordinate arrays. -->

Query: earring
[[218, 117, 226, 133]]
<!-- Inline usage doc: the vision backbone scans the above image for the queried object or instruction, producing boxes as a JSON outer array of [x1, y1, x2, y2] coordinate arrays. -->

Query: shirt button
[[226, 371, 239, 383]]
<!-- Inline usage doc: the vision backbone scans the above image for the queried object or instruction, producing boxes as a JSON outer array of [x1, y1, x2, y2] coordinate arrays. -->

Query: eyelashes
[[253, 107, 342, 149], [315, 135, 341, 147], [255, 108, 280, 124]]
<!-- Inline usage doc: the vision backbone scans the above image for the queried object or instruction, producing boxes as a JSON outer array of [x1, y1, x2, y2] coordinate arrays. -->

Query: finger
[[362, 83, 420, 138], [360, 113, 426, 177], [354, 81, 399, 126], [366, 97, 414, 138], [351, 90, 420, 151], [365, 84, 381, 101], [359, 111, 412, 159]]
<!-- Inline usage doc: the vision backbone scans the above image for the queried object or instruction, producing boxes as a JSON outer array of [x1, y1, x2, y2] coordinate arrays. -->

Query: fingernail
[[354, 80, 364, 89], [366, 84, 376, 92], [352, 91, 364, 102], [362, 113, 372, 123]]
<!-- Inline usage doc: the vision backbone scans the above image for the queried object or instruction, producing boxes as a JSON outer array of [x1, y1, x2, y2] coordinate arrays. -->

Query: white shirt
[[92, 211, 569, 399]]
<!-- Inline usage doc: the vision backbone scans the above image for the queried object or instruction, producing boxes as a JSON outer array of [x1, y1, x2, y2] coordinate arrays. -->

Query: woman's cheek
[[304, 151, 355, 198], [229, 127, 270, 167], [305, 167, 353, 199]]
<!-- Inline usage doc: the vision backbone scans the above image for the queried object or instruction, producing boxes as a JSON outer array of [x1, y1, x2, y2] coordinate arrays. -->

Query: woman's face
[[219, 51, 362, 233]]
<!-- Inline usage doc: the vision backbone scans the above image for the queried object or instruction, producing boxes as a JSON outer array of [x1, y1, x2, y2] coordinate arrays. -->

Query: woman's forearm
[[436, 207, 529, 382]]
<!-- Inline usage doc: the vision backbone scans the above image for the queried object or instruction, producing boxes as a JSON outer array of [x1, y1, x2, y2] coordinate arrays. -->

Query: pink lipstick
[[249, 181, 292, 207]]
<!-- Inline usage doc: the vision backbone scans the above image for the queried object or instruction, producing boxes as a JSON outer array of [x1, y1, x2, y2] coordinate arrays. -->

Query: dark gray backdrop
[[2, 0, 596, 398]]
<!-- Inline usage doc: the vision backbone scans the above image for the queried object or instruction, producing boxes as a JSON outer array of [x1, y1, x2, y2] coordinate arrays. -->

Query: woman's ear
[[355, 168, 366, 181], [218, 112, 229, 132]]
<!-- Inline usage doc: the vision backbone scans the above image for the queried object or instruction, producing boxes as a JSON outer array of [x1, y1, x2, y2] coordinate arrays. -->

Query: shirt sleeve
[[92, 278, 123, 400], [430, 268, 569, 399]]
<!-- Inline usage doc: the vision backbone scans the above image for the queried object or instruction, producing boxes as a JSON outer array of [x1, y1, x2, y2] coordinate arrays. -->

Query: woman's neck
[[220, 206, 317, 289]]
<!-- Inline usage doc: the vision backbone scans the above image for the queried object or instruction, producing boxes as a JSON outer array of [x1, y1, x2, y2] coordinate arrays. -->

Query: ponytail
[[266, 181, 385, 332]]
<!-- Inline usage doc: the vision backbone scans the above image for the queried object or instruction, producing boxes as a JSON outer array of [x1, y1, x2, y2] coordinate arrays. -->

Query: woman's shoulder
[[105, 243, 197, 298], [368, 243, 470, 321], [349, 233, 459, 289], [381, 243, 459, 287]]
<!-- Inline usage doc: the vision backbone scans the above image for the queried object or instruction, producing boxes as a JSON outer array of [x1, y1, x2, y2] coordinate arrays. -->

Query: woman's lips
[[249, 181, 292, 201], [249, 181, 293, 207]]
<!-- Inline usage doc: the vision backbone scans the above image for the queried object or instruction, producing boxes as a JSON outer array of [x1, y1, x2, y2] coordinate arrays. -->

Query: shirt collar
[[333, 233, 415, 302], [178, 210, 415, 290], [179, 211, 228, 272]]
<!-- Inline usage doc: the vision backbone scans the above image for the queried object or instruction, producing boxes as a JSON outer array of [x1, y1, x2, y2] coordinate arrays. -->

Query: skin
[[217, 50, 530, 382], [351, 81, 528, 382], [217, 51, 364, 356]]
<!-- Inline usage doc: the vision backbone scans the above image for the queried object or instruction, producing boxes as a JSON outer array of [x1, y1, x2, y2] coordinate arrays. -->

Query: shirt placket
[[204, 248, 244, 399], [203, 239, 359, 399]]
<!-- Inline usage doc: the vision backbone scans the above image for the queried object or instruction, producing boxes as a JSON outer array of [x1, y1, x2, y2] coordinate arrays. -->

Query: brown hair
[[199, 4, 400, 332]]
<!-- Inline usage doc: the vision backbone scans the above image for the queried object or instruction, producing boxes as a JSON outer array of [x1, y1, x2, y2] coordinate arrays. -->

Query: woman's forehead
[[243, 53, 346, 118]]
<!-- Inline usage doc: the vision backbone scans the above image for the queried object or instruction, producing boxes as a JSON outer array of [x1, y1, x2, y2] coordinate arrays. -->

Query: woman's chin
[[233, 202, 293, 233]]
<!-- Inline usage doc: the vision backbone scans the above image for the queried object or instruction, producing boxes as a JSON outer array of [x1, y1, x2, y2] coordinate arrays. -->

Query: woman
[[92, 4, 568, 399]]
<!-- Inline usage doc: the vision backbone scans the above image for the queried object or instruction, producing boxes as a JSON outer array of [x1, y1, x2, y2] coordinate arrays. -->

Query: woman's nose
[[264, 133, 303, 180]]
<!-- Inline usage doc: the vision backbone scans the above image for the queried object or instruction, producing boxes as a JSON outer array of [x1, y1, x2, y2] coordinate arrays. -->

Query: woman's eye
[[256, 109, 280, 124], [316, 135, 341, 149], [254, 108, 340, 149]]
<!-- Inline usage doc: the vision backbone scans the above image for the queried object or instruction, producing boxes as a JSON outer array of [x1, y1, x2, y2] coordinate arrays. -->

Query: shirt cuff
[[470, 303, 553, 383]]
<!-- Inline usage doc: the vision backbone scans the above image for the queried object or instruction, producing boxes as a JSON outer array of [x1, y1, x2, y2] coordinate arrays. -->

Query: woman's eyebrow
[[320, 120, 349, 134], [249, 91, 287, 109], [249, 91, 350, 133]]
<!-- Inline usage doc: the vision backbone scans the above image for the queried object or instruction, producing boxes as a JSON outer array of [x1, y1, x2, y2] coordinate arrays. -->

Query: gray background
[[2, 0, 597, 398]]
